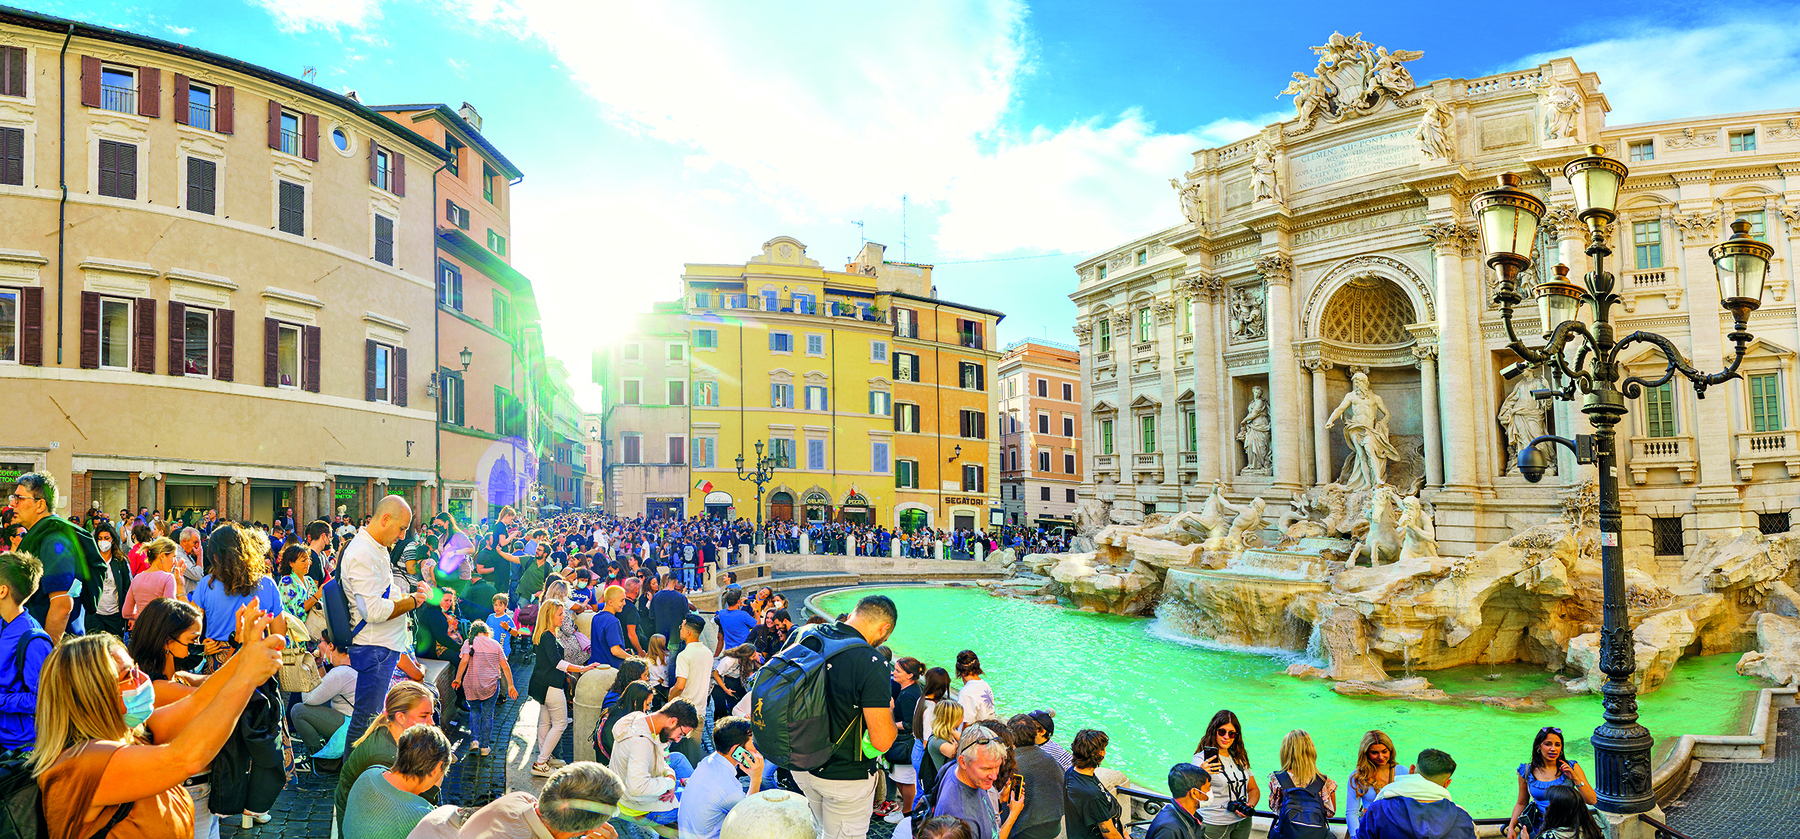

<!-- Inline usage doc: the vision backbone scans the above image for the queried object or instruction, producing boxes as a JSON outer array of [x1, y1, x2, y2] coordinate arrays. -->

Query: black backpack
[[0, 746, 134, 839], [746, 624, 872, 771], [1270, 770, 1332, 839]]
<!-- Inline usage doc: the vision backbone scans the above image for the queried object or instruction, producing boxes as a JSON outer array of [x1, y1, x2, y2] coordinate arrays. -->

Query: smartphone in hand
[[1009, 773, 1024, 800]]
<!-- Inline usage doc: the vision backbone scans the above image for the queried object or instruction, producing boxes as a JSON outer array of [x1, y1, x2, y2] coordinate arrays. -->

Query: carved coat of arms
[[1279, 32, 1423, 133]]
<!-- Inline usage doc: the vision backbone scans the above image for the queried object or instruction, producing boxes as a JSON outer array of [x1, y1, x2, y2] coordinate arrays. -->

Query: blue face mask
[[122, 677, 156, 728]]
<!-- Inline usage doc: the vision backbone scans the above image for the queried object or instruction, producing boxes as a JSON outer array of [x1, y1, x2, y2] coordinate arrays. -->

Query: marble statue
[[1226, 497, 1268, 551], [1327, 371, 1401, 490], [1228, 286, 1265, 340], [1279, 32, 1424, 130], [1398, 496, 1439, 560], [1543, 84, 1580, 140], [1252, 141, 1282, 204], [1416, 96, 1454, 161], [1238, 386, 1273, 475], [1278, 483, 1353, 538], [1195, 482, 1239, 549], [1347, 484, 1404, 566], [1499, 367, 1553, 476], [1170, 177, 1206, 226]]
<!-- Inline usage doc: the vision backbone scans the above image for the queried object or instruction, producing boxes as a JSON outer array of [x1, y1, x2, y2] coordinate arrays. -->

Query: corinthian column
[[1302, 359, 1333, 485], [1421, 221, 1478, 494], [1257, 254, 1302, 492], [1183, 273, 1223, 485], [1413, 344, 1443, 489]]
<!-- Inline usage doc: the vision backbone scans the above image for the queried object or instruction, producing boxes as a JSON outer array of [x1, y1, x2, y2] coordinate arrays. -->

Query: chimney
[[459, 102, 482, 132]]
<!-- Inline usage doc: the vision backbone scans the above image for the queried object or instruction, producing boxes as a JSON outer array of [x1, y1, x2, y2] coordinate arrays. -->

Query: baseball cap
[[1029, 709, 1056, 737]]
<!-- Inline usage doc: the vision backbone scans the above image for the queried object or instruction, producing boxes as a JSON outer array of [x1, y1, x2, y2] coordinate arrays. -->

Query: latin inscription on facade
[[1224, 178, 1252, 208], [1290, 129, 1415, 192], [1480, 113, 1531, 150], [1293, 206, 1429, 245]]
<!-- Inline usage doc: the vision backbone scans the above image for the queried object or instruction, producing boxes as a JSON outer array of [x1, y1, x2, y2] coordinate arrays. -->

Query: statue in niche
[[1228, 287, 1265, 341], [1416, 96, 1455, 161], [1397, 496, 1439, 560], [1499, 367, 1554, 476], [1170, 178, 1207, 227], [1252, 141, 1282, 204], [1238, 386, 1274, 476], [1542, 84, 1580, 140], [1327, 371, 1401, 490]]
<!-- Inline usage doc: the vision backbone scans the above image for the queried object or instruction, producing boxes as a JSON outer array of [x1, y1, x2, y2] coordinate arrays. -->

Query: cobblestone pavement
[[1663, 706, 1799, 839]]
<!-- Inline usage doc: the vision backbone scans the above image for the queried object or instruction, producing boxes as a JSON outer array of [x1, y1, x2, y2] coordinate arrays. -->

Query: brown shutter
[[172, 73, 189, 126], [302, 113, 319, 161], [2, 46, 25, 99], [79, 291, 100, 369], [19, 286, 42, 366], [394, 347, 408, 407], [302, 325, 321, 393], [133, 297, 155, 373], [367, 140, 378, 184], [215, 85, 234, 134], [80, 56, 100, 108], [365, 339, 378, 401], [393, 152, 405, 196], [167, 300, 185, 375], [136, 67, 160, 118], [215, 308, 234, 381], [266, 99, 281, 149], [263, 317, 279, 386]]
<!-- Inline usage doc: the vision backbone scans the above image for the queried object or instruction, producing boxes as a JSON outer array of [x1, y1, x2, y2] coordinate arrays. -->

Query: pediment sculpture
[[1279, 32, 1423, 134]]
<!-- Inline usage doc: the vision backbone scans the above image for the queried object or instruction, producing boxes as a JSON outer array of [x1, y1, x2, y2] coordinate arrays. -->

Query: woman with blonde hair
[[919, 699, 964, 794], [31, 608, 284, 839], [1268, 729, 1336, 839], [643, 633, 669, 702], [1346, 730, 1407, 838], [122, 537, 180, 628], [526, 598, 601, 777], [333, 682, 436, 837]]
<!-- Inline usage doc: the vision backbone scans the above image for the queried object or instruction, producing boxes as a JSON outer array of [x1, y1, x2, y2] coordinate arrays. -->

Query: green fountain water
[[814, 585, 1765, 818]]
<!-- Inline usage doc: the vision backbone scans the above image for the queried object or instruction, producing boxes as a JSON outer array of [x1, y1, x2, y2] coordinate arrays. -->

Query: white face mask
[[97, 540, 113, 553]]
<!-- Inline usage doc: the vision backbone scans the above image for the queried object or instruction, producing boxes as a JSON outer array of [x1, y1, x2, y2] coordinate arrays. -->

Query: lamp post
[[1473, 145, 1772, 815], [736, 440, 779, 545]]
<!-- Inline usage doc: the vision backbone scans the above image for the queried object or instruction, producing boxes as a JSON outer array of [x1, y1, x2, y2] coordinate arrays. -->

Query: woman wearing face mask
[[89, 520, 134, 638], [292, 635, 357, 770], [123, 538, 181, 631], [127, 597, 220, 839], [30, 606, 285, 839]]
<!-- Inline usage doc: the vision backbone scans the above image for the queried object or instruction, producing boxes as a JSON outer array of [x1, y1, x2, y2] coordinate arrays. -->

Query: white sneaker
[[884, 811, 906, 825], [547, 757, 567, 767], [531, 762, 555, 777]]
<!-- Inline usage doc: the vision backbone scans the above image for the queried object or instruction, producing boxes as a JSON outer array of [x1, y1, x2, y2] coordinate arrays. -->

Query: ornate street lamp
[[736, 440, 780, 545], [1474, 145, 1771, 815]]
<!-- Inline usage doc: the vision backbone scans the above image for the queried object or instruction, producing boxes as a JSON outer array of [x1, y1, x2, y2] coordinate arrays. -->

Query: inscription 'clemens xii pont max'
[[1289, 129, 1416, 192]]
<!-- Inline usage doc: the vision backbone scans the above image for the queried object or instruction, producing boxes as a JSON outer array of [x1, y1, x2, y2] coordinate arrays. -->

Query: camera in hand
[[1227, 800, 1255, 819]]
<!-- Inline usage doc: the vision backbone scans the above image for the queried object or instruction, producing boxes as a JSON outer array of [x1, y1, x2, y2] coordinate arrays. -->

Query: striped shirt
[[460, 634, 508, 700]]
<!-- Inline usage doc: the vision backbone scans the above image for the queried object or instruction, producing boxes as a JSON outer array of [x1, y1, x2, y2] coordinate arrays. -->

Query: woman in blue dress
[[1345, 729, 1408, 838], [1506, 726, 1596, 838]]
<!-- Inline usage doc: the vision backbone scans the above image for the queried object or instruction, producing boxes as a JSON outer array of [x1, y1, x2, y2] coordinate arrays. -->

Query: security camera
[[1517, 446, 1552, 483], [1502, 361, 1531, 381]]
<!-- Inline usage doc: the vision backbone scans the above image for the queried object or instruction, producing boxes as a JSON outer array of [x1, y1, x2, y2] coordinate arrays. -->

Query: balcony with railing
[[280, 129, 302, 157], [188, 103, 213, 131], [1628, 433, 1697, 484], [1733, 427, 1800, 480], [1622, 264, 1683, 312], [689, 293, 888, 323], [1131, 451, 1163, 482], [100, 84, 135, 114]]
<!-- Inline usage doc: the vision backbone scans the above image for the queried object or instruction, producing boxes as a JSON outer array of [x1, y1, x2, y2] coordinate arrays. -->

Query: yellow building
[[681, 237, 1002, 532]]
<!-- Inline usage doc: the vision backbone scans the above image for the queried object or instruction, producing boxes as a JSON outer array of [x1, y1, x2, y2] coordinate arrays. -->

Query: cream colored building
[[0, 9, 451, 523], [1073, 36, 1800, 560], [594, 301, 693, 519]]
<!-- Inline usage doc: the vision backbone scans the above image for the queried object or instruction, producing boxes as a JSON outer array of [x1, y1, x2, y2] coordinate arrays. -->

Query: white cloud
[[1517, 17, 1800, 124], [248, 0, 380, 32]]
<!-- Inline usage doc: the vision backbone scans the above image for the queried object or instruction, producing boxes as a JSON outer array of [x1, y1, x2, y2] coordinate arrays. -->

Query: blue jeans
[[467, 693, 500, 746], [345, 644, 403, 746]]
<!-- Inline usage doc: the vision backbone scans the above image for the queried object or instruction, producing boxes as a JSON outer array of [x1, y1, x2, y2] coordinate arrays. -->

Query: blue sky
[[23, 0, 1800, 409]]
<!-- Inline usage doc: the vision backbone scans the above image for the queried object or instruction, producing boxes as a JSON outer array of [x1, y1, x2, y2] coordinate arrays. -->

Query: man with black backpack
[[758, 594, 899, 839]]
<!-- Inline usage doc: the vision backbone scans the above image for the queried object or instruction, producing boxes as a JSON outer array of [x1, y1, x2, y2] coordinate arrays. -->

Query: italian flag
[[695, 480, 713, 493]]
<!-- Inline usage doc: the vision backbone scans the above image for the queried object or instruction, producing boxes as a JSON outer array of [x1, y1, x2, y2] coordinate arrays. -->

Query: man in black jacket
[[1145, 763, 1210, 839]]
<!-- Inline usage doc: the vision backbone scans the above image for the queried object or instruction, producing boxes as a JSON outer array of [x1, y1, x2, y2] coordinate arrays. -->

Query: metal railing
[[188, 102, 213, 130], [1641, 814, 1696, 839], [1116, 786, 1534, 832], [100, 83, 134, 113], [279, 128, 302, 157]]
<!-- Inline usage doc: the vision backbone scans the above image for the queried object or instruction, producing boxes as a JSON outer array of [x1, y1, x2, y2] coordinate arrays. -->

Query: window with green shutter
[[1101, 420, 1114, 455], [1140, 415, 1156, 452], [1644, 382, 1677, 438], [1750, 373, 1782, 432], [1097, 318, 1110, 352]]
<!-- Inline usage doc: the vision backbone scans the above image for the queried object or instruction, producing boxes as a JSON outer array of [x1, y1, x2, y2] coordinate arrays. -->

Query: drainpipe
[[55, 24, 73, 364], [429, 158, 448, 517]]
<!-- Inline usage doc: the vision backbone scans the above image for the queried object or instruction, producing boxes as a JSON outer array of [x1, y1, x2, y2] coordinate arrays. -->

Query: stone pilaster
[[1413, 344, 1443, 489], [1184, 273, 1224, 486], [1257, 253, 1303, 492], [1422, 220, 1480, 494], [1302, 360, 1333, 485]]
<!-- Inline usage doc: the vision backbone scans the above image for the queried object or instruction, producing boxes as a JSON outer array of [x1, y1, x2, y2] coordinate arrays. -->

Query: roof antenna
[[301, 66, 317, 81], [852, 220, 865, 246]]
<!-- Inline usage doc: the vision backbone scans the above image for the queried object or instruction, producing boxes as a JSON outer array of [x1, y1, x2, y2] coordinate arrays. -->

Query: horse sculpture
[[1346, 485, 1404, 566]]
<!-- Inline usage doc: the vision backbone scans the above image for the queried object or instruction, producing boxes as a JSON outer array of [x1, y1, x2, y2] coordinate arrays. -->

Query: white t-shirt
[[958, 678, 996, 724], [1195, 751, 1251, 826], [675, 642, 714, 709]]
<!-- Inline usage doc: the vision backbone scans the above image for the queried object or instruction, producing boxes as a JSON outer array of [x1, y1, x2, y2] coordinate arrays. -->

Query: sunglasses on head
[[1540, 727, 1562, 735], [957, 731, 1001, 755]]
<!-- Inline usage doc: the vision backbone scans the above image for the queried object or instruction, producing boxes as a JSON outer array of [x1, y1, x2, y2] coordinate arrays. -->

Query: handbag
[[279, 647, 323, 693]]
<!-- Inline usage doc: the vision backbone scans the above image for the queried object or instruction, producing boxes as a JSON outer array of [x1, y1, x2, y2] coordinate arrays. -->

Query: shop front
[[703, 490, 734, 520], [803, 490, 832, 523], [840, 492, 871, 524], [646, 498, 685, 519], [163, 479, 218, 529]]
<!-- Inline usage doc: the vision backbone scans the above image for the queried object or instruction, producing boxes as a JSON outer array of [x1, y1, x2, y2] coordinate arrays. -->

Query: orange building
[[997, 339, 1082, 528], [857, 244, 1005, 533]]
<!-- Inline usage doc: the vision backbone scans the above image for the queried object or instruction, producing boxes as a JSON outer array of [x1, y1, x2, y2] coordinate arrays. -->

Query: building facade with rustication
[[1072, 37, 1800, 561]]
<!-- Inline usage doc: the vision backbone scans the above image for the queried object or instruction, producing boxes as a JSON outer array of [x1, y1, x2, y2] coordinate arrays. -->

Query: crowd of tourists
[[0, 471, 1608, 839]]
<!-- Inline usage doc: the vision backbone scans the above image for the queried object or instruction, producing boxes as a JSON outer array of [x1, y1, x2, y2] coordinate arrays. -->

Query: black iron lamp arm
[[1613, 329, 1750, 400], [1500, 304, 1598, 392]]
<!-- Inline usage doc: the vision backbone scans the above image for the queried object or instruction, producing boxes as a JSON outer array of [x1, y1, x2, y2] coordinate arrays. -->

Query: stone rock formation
[[1737, 612, 1800, 686]]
